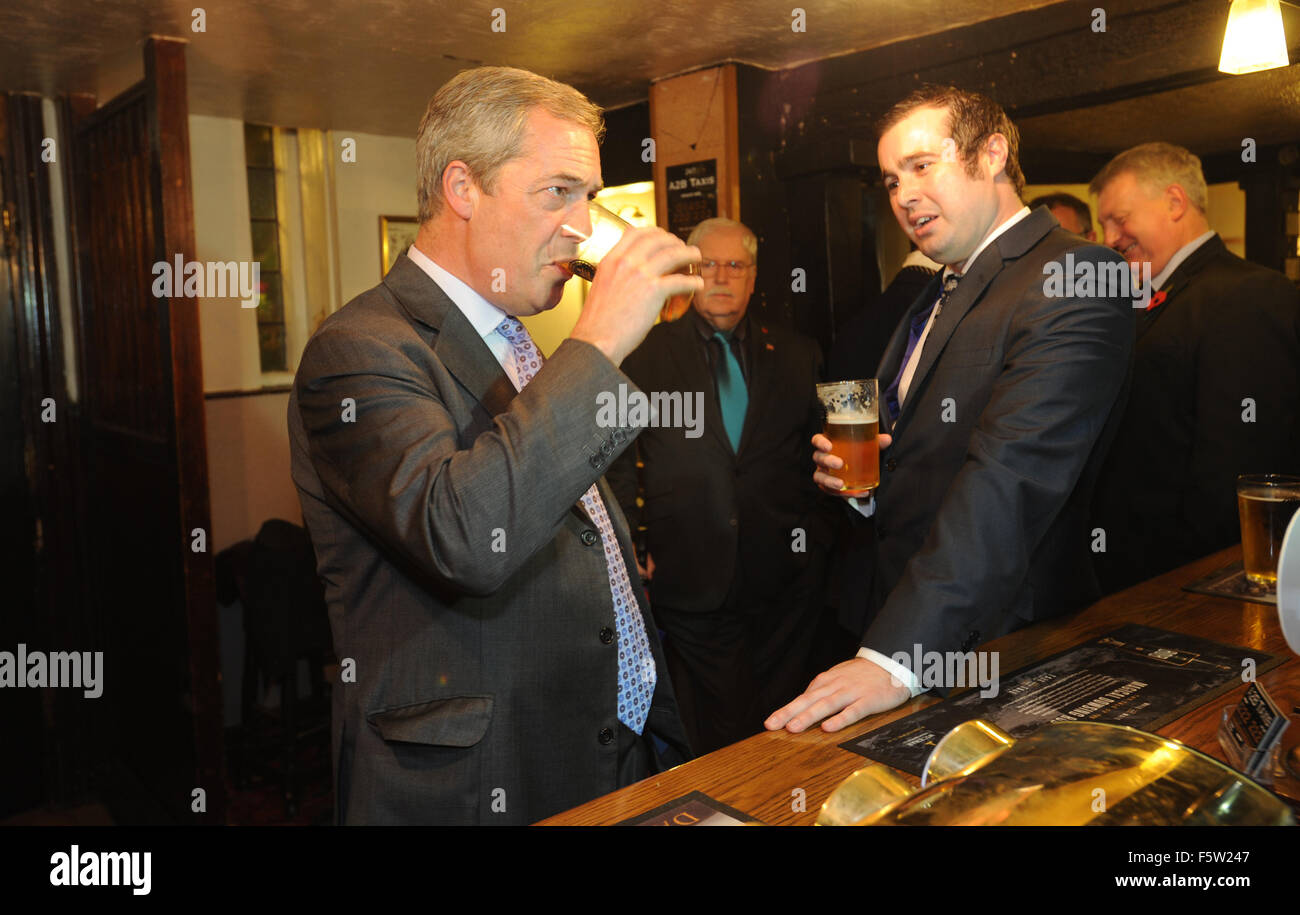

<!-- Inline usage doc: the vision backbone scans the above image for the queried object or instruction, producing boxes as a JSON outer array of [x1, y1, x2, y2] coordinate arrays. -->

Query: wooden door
[[69, 37, 224, 824]]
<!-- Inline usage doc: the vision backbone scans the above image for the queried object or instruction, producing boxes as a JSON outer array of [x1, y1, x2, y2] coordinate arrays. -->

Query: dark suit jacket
[[1092, 234, 1300, 593], [607, 309, 834, 612], [849, 208, 1134, 660], [288, 252, 691, 825]]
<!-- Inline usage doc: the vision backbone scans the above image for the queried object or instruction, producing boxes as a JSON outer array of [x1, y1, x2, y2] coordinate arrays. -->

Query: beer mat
[[839, 623, 1281, 776], [618, 791, 765, 826], [1182, 560, 1277, 605]]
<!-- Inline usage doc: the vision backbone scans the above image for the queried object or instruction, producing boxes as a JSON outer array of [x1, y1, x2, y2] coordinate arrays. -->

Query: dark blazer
[[850, 208, 1133, 660], [288, 252, 691, 825], [1092, 234, 1300, 593], [607, 310, 833, 612]]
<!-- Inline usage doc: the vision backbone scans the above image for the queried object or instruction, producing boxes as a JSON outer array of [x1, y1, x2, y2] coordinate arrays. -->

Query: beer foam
[[826, 412, 876, 423]]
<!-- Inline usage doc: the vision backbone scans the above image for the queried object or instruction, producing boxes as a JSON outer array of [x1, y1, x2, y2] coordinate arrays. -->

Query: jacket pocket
[[367, 695, 494, 747]]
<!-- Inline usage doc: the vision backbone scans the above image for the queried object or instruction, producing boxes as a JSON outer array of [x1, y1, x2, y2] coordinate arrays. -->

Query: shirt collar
[[1151, 230, 1217, 292], [953, 205, 1031, 278], [406, 244, 508, 340], [690, 306, 749, 342]]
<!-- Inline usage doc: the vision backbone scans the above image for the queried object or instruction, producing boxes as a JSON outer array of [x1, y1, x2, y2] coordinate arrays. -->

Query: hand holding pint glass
[[815, 379, 880, 497]]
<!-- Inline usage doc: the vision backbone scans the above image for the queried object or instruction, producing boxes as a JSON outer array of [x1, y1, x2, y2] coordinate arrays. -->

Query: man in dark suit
[[607, 217, 833, 753], [767, 85, 1133, 733], [1089, 142, 1300, 593], [288, 66, 701, 824]]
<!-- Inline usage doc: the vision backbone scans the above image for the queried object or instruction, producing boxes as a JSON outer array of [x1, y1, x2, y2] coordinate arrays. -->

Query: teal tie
[[712, 330, 748, 452]]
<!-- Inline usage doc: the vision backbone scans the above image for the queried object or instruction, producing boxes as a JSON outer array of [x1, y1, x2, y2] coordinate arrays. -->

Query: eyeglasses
[[700, 259, 753, 275]]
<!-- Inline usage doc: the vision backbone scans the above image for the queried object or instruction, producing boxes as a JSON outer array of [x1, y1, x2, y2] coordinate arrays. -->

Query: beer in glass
[[1237, 474, 1300, 589], [816, 379, 879, 497]]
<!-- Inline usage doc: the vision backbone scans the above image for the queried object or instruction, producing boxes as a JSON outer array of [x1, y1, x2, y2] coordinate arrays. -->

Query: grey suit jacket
[[854, 207, 1134, 664], [288, 252, 690, 825]]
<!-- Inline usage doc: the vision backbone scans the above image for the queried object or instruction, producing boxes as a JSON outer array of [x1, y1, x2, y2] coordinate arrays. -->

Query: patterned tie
[[711, 330, 748, 452], [495, 317, 656, 734], [884, 271, 961, 422]]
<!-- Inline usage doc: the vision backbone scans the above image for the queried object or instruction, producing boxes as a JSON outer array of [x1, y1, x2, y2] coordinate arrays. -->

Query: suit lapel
[[383, 252, 516, 418], [876, 272, 942, 434], [895, 209, 1054, 430], [1137, 234, 1225, 341], [897, 257, 1000, 427]]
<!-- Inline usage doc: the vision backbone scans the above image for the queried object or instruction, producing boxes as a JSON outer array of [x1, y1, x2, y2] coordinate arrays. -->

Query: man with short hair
[[608, 217, 831, 753], [767, 85, 1133, 732], [289, 66, 701, 824], [1027, 191, 1096, 241], [1089, 142, 1300, 593]]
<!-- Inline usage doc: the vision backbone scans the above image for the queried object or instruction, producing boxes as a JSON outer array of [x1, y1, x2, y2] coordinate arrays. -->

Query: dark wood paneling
[[145, 36, 223, 826], [71, 37, 223, 824]]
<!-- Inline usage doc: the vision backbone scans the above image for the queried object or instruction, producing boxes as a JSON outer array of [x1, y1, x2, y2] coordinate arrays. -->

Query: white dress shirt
[[406, 244, 523, 388]]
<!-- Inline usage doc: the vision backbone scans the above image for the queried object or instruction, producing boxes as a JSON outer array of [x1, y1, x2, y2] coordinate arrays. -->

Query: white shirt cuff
[[857, 647, 926, 698], [848, 493, 875, 518]]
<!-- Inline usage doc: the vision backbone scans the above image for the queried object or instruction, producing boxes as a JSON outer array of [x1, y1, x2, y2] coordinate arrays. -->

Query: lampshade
[[1219, 0, 1290, 74]]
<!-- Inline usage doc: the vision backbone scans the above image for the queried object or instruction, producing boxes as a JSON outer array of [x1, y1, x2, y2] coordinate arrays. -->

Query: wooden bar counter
[[539, 546, 1300, 825]]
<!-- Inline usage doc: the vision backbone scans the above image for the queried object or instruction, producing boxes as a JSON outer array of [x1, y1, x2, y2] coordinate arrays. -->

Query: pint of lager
[[1237, 474, 1300, 589], [816, 379, 879, 496]]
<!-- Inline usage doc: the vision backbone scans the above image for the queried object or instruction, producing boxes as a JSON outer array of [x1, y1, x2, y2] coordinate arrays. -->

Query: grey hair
[[1089, 142, 1208, 213], [416, 66, 605, 222], [687, 217, 758, 264]]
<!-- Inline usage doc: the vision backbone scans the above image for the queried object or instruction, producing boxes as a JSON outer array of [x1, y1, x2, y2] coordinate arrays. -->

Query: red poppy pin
[[1145, 290, 1167, 312], [765, 342, 775, 351]]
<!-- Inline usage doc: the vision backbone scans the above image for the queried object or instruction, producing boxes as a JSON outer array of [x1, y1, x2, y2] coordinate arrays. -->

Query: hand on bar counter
[[765, 657, 911, 733]]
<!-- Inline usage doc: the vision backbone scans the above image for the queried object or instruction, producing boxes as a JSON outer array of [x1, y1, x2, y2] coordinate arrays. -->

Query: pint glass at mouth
[[815, 379, 879, 497]]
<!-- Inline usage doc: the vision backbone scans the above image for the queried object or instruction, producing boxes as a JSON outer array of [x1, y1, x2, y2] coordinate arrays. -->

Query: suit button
[[612, 429, 626, 444], [884, 457, 897, 472], [599, 627, 614, 644], [600, 441, 614, 456], [589, 455, 603, 469], [877, 526, 888, 540], [598, 727, 615, 745], [729, 518, 738, 527], [580, 529, 598, 546]]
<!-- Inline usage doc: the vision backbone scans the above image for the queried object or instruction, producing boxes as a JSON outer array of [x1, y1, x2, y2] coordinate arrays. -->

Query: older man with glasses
[[608, 217, 837, 754]]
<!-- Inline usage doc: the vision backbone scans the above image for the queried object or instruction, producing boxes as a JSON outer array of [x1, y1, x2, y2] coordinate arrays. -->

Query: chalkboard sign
[[665, 159, 718, 241]]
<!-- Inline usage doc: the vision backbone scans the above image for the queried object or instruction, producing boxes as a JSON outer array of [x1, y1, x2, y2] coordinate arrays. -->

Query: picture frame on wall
[[380, 215, 419, 278]]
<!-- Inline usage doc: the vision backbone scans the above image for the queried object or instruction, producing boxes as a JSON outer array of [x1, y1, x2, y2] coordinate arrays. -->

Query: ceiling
[[1018, 64, 1300, 156], [3, 0, 1297, 159], [2, 0, 1068, 135]]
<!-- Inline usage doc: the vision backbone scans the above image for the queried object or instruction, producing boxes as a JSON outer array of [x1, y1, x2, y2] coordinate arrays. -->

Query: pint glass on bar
[[815, 379, 879, 497], [1237, 474, 1300, 589]]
